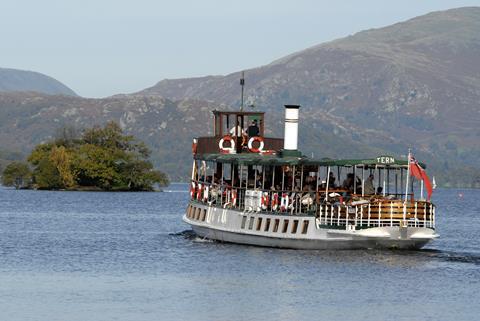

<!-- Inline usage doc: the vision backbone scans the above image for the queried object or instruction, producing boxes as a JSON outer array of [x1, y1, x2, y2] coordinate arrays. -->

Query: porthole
[[302, 220, 309, 234], [282, 220, 289, 233], [256, 217, 263, 231], [241, 216, 247, 229], [291, 219, 299, 234], [248, 217, 255, 230], [264, 218, 271, 232], [273, 219, 280, 232], [189, 206, 195, 218]]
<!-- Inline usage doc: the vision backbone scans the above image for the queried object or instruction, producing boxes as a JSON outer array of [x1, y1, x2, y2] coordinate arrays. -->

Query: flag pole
[[403, 149, 411, 222], [420, 179, 424, 200], [404, 149, 411, 201]]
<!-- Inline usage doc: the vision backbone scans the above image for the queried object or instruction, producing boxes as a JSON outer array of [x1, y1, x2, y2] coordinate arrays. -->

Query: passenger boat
[[183, 105, 438, 250]]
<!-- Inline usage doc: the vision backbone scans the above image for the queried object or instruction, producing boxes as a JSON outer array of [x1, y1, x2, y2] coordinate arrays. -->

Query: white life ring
[[247, 136, 264, 153], [261, 192, 270, 210], [272, 193, 279, 211], [219, 135, 235, 153], [196, 183, 203, 200]]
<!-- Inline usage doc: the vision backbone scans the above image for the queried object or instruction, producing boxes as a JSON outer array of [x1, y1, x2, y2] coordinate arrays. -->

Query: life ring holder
[[219, 135, 236, 154], [247, 136, 264, 153]]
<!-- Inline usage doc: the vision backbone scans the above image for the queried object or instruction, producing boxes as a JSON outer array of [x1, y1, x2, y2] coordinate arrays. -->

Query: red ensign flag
[[409, 154, 433, 200]]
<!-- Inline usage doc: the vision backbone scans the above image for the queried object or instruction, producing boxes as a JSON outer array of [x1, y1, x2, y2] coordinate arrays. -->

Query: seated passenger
[[328, 172, 336, 188], [342, 173, 354, 192], [364, 174, 375, 195], [355, 176, 362, 194]]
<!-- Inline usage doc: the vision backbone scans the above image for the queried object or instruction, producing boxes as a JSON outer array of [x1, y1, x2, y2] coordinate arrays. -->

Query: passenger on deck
[[355, 176, 362, 194], [247, 120, 260, 137], [230, 124, 246, 137], [342, 173, 354, 192], [364, 174, 375, 195], [328, 172, 336, 188]]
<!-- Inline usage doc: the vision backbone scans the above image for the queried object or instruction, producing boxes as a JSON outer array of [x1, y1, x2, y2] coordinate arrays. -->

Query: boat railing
[[317, 201, 435, 229], [189, 180, 435, 229], [189, 180, 317, 215]]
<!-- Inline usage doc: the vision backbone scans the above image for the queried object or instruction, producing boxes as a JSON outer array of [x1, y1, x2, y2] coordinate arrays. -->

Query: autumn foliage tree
[[1, 161, 32, 189], [26, 122, 169, 191]]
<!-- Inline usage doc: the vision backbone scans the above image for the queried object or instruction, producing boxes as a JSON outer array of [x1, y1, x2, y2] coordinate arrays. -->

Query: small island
[[1, 122, 169, 191]]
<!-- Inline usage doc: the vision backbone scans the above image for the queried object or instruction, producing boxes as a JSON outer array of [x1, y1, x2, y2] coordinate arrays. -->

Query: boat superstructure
[[183, 105, 438, 250]]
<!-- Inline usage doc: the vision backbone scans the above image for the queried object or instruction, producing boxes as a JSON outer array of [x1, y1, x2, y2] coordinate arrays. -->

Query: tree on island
[[23, 121, 169, 191], [1, 161, 32, 189]]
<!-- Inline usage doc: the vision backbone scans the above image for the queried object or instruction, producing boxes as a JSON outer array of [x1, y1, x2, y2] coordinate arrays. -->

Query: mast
[[240, 71, 245, 111]]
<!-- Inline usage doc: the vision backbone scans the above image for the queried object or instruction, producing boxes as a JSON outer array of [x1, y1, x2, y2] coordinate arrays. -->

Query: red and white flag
[[409, 153, 433, 200]]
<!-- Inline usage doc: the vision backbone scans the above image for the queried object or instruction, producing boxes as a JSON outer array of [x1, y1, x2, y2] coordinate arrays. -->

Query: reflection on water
[[0, 184, 479, 321]]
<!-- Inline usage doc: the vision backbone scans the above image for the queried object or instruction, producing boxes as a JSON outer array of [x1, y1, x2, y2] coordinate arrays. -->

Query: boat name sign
[[376, 156, 395, 164]]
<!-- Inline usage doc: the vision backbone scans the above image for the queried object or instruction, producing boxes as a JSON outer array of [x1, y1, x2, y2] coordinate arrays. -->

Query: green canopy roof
[[195, 153, 426, 169]]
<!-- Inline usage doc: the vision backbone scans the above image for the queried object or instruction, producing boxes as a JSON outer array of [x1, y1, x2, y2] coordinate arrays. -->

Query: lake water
[[0, 184, 479, 321]]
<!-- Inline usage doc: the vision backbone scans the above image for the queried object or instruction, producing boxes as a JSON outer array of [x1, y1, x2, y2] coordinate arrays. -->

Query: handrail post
[[368, 203, 371, 227], [390, 202, 393, 227], [424, 203, 427, 227], [432, 205, 436, 228], [319, 204, 323, 225], [330, 205, 334, 225], [360, 205, 363, 227], [428, 203, 433, 227], [337, 205, 341, 226], [353, 205, 358, 226], [378, 202, 382, 227], [414, 202, 418, 227]]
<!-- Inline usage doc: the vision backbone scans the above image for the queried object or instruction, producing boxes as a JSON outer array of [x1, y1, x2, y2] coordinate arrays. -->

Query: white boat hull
[[184, 202, 437, 250]]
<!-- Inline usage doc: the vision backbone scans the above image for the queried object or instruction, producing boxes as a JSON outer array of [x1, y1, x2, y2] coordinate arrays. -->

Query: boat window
[[273, 219, 280, 232], [241, 216, 247, 229], [302, 220, 309, 234], [190, 206, 195, 218], [187, 206, 192, 218], [256, 217, 263, 231], [201, 209, 206, 221], [248, 216, 255, 230], [292, 219, 299, 234], [264, 218, 271, 232], [190, 208, 194, 219], [195, 208, 201, 220], [282, 220, 289, 233]]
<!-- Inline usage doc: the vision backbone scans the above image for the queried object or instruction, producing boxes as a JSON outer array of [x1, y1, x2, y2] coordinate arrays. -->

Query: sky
[[1, 0, 479, 98]]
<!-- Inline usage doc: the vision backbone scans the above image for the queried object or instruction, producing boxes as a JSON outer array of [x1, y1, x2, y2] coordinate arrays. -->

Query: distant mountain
[[0, 68, 77, 96], [139, 6, 480, 186]]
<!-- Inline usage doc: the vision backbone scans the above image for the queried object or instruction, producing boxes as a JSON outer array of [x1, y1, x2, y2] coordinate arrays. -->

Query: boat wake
[[169, 229, 196, 239], [417, 249, 480, 265], [170, 229, 216, 243]]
